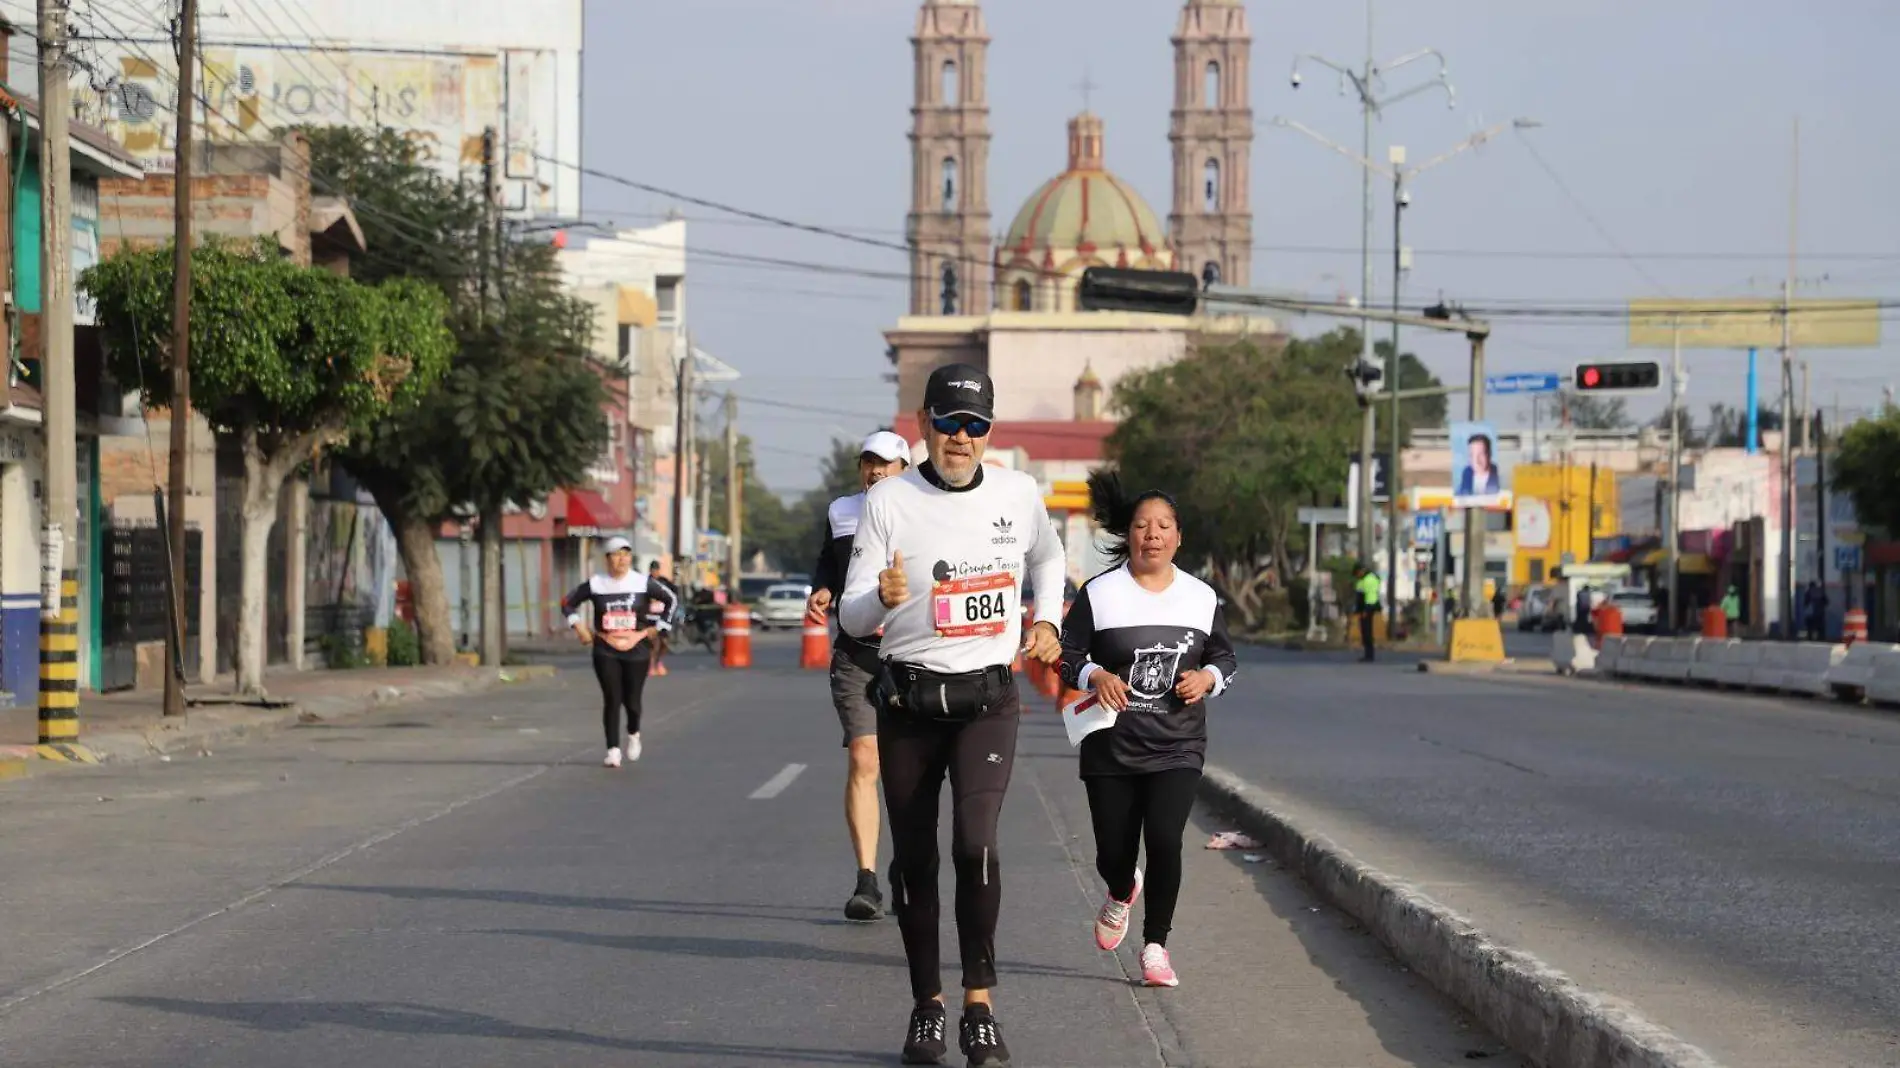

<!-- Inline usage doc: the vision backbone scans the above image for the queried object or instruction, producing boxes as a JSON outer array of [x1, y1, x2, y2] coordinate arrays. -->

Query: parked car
[[1608, 588, 1658, 632], [754, 582, 813, 629]]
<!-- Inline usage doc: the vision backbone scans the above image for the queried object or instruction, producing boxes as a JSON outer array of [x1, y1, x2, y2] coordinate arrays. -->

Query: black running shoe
[[844, 868, 883, 922], [901, 1001, 948, 1065], [959, 1005, 1011, 1068]]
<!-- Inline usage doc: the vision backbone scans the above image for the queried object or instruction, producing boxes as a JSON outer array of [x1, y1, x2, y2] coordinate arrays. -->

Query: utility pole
[[163, 0, 196, 718], [724, 391, 741, 590], [476, 124, 504, 666], [1666, 319, 1684, 634], [1778, 118, 1798, 641], [1386, 153, 1405, 628], [1461, 331, 1489, 619], [670, 333, 694, 588], [36, 0, 78, 747], [1289, 12, 1453, 564]]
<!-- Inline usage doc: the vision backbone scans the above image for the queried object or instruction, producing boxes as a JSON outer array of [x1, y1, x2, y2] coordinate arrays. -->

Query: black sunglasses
[[930, 413, 992, 438]]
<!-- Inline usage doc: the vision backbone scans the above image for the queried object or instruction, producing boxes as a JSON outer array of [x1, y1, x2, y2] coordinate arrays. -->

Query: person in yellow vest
[[1352, 564, 1382, 662]]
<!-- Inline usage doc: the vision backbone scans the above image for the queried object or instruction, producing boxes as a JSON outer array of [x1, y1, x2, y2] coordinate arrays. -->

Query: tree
[[698, 431, 803, 575], [1564, 393, 1632, 430], [1108, 329, 1363, 629], [1831, 408, 1900, 538], [307, 126, 610, 665], [1373, 338, 1447, 440], [83, 240, 452, 693]]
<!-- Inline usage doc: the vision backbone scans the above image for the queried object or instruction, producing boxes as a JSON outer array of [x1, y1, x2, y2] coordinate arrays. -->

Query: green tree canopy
[[1831, 407, 1900, 537]]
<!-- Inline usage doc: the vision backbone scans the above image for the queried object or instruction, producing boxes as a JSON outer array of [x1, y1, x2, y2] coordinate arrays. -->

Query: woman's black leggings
[[593, 652, 650, 749], [1084, 768, 1202, 947], [878, 686, 1021, 1002]]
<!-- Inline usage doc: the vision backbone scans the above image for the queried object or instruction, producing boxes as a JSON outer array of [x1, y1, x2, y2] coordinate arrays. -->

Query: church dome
[[1003, 113, 1166, 262]]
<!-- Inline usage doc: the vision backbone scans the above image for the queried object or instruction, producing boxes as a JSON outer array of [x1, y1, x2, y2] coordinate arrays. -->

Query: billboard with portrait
[[1451, 422, 1507, 509]]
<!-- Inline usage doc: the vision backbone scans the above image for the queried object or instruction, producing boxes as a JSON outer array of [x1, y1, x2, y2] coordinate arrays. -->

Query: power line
[[1516, 131, 1672, 295]]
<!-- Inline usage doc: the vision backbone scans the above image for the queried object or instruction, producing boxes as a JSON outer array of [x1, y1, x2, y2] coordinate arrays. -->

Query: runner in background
[[806, 430, 912, 922], [1059, 471, 1237, 988], [646, 560, 679, 677], [563, 537, 677, 768]]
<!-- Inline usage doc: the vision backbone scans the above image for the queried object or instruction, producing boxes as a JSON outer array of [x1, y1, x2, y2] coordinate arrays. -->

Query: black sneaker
[[959, 1005, 1011, 1068], [901, 1001, 948, 1065], [845, 868, 883, 922]]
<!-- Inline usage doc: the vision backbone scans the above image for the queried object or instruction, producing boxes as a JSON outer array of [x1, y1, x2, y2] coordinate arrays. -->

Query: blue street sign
[[1413, 513, 1443, 548], [1486, 373, 1562, 395]]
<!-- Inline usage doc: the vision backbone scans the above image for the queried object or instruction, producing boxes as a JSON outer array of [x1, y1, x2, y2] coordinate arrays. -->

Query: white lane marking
[[749, 763, 808, 800]]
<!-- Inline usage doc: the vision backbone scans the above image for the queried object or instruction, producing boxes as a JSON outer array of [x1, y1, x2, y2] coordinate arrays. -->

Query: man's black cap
[[923, 363, 995, 420]]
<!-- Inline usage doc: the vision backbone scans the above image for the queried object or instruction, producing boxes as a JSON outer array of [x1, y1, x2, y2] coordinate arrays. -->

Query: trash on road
[[1205, 831, 1263, 850], [1242, 853, 1269, 864]]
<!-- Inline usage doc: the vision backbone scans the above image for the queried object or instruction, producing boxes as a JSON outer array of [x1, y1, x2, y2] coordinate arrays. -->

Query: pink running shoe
[[1093, 868, 1144, 951], [1140, 943, 1179, 987]]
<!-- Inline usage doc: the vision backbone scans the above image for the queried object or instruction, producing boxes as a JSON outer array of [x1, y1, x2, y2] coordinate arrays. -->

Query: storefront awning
[[565, 489, 626, 536], [1634, 548, 1715, 575]]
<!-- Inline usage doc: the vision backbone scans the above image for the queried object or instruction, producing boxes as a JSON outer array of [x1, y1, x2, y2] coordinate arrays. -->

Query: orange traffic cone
[[800, 621, 831, 670], [722, 603, 752, 669]]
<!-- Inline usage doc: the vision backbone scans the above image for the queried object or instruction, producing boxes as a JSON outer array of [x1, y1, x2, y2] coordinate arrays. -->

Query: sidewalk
[[0, 661, 556, 778]]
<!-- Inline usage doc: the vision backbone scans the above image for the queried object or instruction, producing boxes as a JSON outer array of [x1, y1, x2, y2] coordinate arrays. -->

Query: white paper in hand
[[1062, 690, 1117, 748]]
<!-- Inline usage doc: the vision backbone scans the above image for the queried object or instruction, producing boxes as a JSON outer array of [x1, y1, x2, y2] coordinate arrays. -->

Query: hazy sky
[[581, 1, 1900, 494]]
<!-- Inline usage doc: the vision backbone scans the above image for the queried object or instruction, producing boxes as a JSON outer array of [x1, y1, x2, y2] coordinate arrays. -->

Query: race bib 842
[[932, 572, 1017, 638]]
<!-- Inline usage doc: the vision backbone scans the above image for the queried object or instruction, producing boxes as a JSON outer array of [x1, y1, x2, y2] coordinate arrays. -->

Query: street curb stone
[[2, 664, 558, 780], [1197, 765, 1725, 1068]]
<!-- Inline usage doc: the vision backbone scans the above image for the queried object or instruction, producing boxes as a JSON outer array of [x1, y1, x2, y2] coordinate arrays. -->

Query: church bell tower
[[909, 0, 993, 316], [1170, 0, 1254, 289]]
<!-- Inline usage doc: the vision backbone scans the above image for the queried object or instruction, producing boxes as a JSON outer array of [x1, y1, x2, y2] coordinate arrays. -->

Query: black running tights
[[1084, 768, 1202, 947], [878, 692, 1021, 1002], [593, 652, 650, 749]]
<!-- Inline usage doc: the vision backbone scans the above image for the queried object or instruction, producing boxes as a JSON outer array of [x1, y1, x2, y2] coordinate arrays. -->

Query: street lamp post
[[1290, 22, 1453, 567], [1269, 116, 1536, 624]]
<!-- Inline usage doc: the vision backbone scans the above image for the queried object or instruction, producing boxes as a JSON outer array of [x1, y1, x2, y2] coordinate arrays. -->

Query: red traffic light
[[1582, 366, 1601, 388], [1573, 361, 1660, 392]]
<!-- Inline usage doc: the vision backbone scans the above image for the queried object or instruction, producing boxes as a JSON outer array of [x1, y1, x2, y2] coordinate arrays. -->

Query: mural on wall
[[305, 498, 397, 634], [72, 46, 556, 216]]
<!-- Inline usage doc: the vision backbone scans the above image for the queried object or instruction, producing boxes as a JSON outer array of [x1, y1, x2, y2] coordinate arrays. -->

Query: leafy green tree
[[1373, 338, 1447, 440], [306, 125, 610, 665], [1564, 393, 1632, 430], [1108, 329, 1362, 629], [82, 239, 452, 693], [1831, 407, 1900, 537]]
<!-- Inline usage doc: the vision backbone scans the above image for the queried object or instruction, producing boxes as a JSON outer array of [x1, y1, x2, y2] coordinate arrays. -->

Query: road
[[0, 638, 1518, 1068], [1214, 644, 1900, 1068]]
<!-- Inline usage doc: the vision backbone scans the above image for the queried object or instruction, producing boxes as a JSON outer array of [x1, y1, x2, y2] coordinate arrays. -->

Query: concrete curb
[[1197, 765, 1724, 1068], [1, 664, 559, 780]]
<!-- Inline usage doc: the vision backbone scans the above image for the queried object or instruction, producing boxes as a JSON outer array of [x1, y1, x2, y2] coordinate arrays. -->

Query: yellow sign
[[1410, 488, 1513, 513], [1628, 298, 1881, 350], [1448, 619, 1505, 663]]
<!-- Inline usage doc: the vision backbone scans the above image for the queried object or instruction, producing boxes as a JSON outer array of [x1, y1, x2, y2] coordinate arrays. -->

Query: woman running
[[1058, 472, 1238, 988], [563, 537, 677, 768]]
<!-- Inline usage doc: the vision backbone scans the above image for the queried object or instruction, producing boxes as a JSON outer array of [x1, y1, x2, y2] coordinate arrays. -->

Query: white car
[[1608, 589, 1658, 632], [754, 582, 813, 630]]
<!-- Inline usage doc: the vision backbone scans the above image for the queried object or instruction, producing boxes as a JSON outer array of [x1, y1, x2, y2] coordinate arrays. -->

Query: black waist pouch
[[875, 662, 1013, 723]]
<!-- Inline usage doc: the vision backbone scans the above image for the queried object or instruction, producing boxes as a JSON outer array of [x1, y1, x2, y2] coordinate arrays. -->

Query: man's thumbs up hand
[[879, 551, 910, 609]]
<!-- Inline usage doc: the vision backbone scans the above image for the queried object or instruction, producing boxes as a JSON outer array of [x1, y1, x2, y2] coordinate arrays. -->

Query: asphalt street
[[1214, 644, 1900, 1068], [0, 637, 1518, 1068]]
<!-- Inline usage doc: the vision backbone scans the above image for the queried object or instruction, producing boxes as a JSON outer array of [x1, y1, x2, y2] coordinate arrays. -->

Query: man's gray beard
[[937, 460, 976, 487]]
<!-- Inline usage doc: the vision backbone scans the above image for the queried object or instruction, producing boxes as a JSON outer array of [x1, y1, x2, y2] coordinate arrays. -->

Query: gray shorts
[[829, 644, 880, 747]]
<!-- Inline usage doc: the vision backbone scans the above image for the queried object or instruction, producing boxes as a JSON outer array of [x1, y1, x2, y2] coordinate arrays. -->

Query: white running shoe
[[627, 733, 643, 762], [604, 747, 623, 769], [1094, 868, 1144, 951], [1140, 943, 1179, 987]]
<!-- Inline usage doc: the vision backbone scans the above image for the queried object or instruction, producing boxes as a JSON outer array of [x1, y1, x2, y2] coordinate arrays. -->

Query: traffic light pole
[[1666, 319, 1683, 634]]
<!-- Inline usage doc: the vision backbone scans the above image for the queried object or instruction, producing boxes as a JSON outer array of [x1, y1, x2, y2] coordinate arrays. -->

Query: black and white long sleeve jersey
[[812, 492, 881, 664], [1058, 564, 1239, 777], [839, 462, 1066, 675], [561, 573, 677, 660]]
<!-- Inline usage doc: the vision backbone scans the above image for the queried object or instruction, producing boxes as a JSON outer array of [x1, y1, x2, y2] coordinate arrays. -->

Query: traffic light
[[1078, 267, 1202, 316], [1572, 361, 1661, 393], [1346, 359, 1384, 400]]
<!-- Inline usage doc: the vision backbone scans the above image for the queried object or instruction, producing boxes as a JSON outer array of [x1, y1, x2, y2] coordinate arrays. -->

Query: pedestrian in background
[[1352, 564, 1381, 662]]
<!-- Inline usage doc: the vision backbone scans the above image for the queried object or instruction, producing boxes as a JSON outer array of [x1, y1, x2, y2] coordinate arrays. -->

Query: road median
[[1197, 765, 1723, 1068]]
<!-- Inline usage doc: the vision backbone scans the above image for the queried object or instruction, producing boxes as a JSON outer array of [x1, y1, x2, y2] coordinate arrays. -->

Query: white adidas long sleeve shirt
[[840, 463, 1067, 675]]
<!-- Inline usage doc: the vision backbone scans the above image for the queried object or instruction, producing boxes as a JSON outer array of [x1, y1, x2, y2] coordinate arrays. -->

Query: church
[[883, 0, 1281, 579]]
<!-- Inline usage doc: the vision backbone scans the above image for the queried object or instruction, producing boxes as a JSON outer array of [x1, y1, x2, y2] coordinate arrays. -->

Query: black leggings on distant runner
[[1084, 768, 1202, 947], [878, 686, 1021, 1002], [593, 652, 650, 749]]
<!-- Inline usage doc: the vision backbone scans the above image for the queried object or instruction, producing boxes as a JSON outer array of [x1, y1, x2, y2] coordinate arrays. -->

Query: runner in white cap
[[806, 429, 912, 922], [562, 536, 678, 768]]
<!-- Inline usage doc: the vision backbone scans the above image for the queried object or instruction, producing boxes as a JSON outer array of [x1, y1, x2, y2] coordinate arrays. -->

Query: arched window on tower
[[1202, 260, 1222, 288], [942, 157, 958, 211], [1204, 158, 1221, 213], [941, 262, 960, 315], [1013, 279, 1033, 312], [943, 60, 959, 106], [1205, 61, 1221, 108]]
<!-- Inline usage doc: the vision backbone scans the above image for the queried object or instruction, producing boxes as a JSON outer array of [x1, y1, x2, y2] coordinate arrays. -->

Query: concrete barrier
[[1826, 643, 1900, 702], [1780, 642, 1846, 697], [1613, 636, 1653, 679], [1864, 651, 1900, 707], [1747, 643, 1796, 691], [1688, 640, 1737, 686], [1597, 635, 1627, 676], [1552, 632, 1597, 675], [1661, 637, 1701, 682], [1710, 640, 1761, 689], [1198, 768, 1722, 1068]]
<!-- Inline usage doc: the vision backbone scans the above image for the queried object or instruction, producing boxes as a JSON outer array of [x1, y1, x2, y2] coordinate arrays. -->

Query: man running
[[646, 560, 679, 676], [841, 363, 1065, 1068], [563, 537, 677, 768], [806, 430, 913, 923]]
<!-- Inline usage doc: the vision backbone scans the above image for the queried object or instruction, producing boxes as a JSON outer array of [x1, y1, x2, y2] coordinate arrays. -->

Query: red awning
[[565, 489, 625, 534]]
